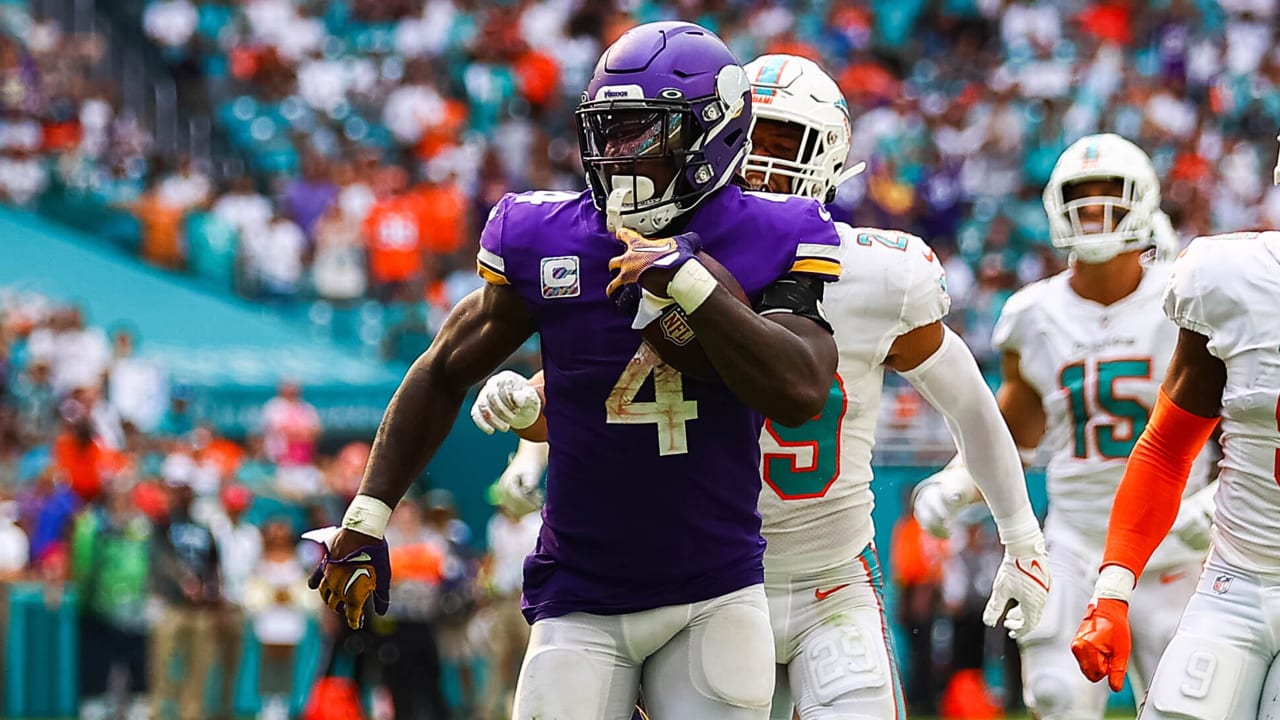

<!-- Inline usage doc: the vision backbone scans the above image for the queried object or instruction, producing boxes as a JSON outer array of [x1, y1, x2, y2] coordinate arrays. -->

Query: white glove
[[1170, 481, 1216, 551], [984, 530, 1051, 640], [471, 371, 542, 434], [496, 441, 547, 516], [912, 462, 981, 539]]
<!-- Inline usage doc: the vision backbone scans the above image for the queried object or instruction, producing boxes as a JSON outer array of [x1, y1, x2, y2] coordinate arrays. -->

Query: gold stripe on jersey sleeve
[[790, 258, 842, 278], [476, 262, 509, 285]]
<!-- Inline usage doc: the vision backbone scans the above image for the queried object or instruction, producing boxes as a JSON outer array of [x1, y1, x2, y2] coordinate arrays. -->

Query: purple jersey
[[477, 185, 841, 622]]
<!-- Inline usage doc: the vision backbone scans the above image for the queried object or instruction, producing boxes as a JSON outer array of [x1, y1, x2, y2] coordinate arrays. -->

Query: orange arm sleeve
[[1102, 389, 1219, 577]]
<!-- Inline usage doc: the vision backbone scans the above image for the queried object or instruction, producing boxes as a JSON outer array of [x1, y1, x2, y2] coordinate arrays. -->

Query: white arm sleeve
[[899, 327, 1041, 545], [511, 437, 550, 470]]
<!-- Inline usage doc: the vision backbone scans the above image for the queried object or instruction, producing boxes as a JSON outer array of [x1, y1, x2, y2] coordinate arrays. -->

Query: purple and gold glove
[[303, 526, 391, 629], [606, 228, 702, 303]]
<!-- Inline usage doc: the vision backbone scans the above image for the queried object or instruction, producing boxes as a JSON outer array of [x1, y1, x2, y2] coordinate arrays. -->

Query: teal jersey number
[[763, 376, 848, 499], [1060, 358, 1152, 459], [856, 232, 909, 251]]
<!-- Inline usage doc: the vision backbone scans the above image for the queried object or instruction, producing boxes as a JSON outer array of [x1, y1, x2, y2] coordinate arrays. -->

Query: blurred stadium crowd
[[0, 0, 1277, 718], [0, 288, 540, 720], [17, 0, 1280, 365]]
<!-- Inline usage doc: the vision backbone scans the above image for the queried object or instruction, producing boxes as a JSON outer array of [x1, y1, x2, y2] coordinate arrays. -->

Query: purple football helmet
[[576, 21, 752, 234]]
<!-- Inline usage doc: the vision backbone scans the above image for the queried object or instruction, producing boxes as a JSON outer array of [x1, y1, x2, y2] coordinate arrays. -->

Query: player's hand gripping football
[[984, 531, 1051, 639], [1071, 598, 1131, 691], [471, 370, 542, 435], [606, 228, 702, 311], [302, 526, 391, 630]]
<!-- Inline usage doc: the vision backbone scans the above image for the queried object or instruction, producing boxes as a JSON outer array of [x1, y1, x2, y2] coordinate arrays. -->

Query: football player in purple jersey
[[476, 54, 1053, 720], [307, 21, 847, 720]]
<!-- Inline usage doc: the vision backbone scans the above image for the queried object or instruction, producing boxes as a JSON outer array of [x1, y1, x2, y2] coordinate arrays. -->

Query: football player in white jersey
[[912, 133, 1216, 719], [471, 54, 1052, 720], [1071, 146, 1280, 719]]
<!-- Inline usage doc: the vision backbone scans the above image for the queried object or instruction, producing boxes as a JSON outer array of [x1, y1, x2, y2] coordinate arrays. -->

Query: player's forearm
[[996, 352, 1048, 451], [358, 285, 535, 508], [688, 289, 836, 426], [357, 355, 469, 507], [1102, 389, 1218, 577], [901, 328, 1039, 543]]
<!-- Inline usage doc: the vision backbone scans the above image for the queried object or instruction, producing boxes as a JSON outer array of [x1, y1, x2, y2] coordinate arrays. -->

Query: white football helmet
[[1043, 133, 1162, 264], [742, 54, 856, 203]]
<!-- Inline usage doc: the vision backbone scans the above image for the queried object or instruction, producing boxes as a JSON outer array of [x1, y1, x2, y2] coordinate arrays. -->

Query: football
[[641, 252, 751, 382]]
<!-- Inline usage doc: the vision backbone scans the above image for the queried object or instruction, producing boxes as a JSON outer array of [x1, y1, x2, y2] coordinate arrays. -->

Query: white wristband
[[341, 495, 394, 540], [1092, 565, 1137, 604], [668, 260, 717, 313]]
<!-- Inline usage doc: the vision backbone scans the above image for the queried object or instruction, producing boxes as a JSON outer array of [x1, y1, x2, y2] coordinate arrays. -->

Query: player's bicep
[[884, 321, 945, 372], [1161, 328, 1226, 419], [432, 283, 537, 391], [995, 351, 1046, 450]]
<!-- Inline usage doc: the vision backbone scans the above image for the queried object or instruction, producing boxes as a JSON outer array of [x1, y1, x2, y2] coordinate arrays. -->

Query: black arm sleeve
[[754, 273, 833, 334]]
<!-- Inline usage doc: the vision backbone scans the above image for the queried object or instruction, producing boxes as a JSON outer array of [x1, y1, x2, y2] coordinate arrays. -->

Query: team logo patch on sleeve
[[540, 256, 581, 299]]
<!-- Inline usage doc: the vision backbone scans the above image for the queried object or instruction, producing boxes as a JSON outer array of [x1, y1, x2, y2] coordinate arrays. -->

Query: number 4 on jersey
[[606, 344, 698, 456]]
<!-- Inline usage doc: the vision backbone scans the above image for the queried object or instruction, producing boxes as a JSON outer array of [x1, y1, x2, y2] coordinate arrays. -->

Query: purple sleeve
[[787, 202, 842, 282], [477, 194, 514, 285]]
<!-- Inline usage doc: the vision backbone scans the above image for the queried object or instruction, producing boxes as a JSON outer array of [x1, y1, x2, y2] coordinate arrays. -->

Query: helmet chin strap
[[605, 175, 678, 234]]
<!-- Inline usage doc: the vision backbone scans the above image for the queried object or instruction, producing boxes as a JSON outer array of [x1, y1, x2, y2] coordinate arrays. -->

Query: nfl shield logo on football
[[660, 307, 696, 346], [540, 256, 581, 299], [1212, 574, 1233, 595]]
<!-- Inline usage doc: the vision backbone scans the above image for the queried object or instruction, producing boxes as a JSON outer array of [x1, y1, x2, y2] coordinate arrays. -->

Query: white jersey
[[759, 223, 950, 575], [993, 262, 1209, 563], [1164, 231, 1280, 576]]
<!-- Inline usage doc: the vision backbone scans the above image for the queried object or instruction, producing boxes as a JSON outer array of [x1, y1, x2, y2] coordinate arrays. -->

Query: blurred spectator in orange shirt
[[415, 169, 469, 256], [892, 498, 947, 716], [52, 397, 103, 502], [364, 168, 428, 303], [128, 184, 186, 271], [378, 499, 450, 720], [839, 51, 899, 107], [515, 48, 559, 114]]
